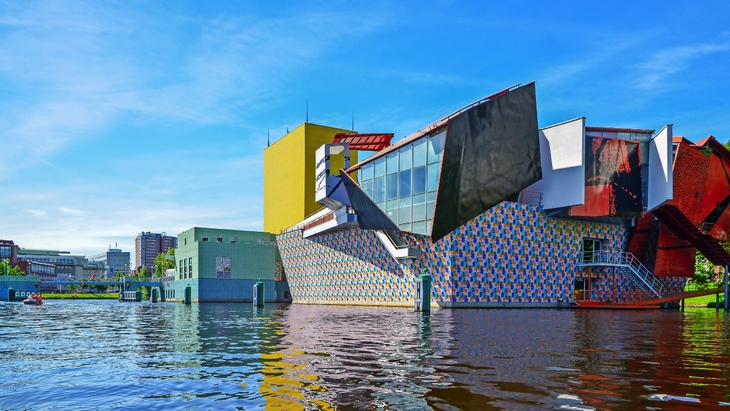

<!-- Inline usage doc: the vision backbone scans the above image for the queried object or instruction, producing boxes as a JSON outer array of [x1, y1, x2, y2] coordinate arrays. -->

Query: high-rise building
[[263, 123, 358, 234], [89, 248, 130, 278], [135, 232, 177, 273]]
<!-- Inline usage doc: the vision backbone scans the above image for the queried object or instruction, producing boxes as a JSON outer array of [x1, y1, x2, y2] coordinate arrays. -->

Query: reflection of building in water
[[269, 82, 730, 308], [163, 227, 290, 303]]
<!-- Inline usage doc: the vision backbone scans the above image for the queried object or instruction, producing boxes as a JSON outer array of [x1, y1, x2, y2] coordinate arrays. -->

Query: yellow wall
[[264, 123, 357, 234]]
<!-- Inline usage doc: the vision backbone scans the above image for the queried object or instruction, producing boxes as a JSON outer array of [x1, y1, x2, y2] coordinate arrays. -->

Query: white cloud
[[635, 43, 730, 90], [23, 209, 46, 217]]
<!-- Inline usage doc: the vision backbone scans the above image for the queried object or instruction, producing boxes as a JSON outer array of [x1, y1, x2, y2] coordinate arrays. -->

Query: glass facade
[[358, 129, 445, 235]]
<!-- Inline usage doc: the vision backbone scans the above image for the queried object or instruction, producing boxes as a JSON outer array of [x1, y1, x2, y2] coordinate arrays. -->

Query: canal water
[[1, 301, 729, 410]]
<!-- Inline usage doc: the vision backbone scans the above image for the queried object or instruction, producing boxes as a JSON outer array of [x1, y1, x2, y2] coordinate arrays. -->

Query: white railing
[[578, 251, 663, 298]]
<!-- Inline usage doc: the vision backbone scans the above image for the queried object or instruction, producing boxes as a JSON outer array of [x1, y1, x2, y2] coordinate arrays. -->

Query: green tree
[[154, 248, 175, 278], [1, 259, 26, 276], [138, 267, 149, 277], [725, 139, 730, 151], [694, 242, 730, 288]]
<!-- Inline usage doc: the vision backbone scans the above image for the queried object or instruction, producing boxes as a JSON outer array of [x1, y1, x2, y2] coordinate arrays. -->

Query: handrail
[[578, 251, 663, 297]]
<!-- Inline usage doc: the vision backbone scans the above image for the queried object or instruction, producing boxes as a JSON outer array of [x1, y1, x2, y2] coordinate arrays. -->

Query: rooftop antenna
[[306, 99, 309, 123], [267, 129, 270, 147]]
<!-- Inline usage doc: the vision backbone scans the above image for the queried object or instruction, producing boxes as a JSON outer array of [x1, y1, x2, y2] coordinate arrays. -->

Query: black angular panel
[[431, 82, 542, 242], [340, 170, 399, 231]]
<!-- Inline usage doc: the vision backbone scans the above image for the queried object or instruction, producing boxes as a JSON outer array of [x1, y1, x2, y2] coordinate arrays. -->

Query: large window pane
[[399, 169, 411, 197], [386, 152, 398, 175], [386, 200, 398, 223], [428, 130, 445, 164], [412, 194, 426, 222], [362, 180, 373, 199], [413, 166, 426, 194], [413, 139, 426, 167], [427, 191, 437, 220], [398, 222, 412, 232], [427, 163, 440, 192], [373, 176, 385, 202], [400, 146, 412, 170], [399, 197, 411, 224], [361, 163, 373, 181], [412, 221, 427, 236], [374, 158, 385, 177], [386, 173, 398, 200]]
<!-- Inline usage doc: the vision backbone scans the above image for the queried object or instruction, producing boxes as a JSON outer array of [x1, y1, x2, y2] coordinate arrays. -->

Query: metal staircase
[[374, 230, 421, 265], [577, 251, 663, 298]]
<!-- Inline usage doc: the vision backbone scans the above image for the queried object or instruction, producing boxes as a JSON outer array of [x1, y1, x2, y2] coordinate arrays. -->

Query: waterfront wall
[[161, 279, 289, 303], [278, 202, 668, 307]]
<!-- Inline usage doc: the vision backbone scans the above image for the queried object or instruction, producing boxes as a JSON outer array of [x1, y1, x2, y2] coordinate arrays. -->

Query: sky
[[1, 0, 729, 261]]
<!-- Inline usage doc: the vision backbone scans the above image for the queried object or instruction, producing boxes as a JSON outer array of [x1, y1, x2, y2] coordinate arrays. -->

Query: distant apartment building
[[15, 248, 88, 282], [15, 260, 56, 291], [89, 248, 130, 278], [135, 232, 177, 274], [0, 240, 17, 264]]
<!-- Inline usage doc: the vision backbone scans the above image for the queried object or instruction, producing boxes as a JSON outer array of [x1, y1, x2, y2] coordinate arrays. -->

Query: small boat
[[23, 298, 43, 305]]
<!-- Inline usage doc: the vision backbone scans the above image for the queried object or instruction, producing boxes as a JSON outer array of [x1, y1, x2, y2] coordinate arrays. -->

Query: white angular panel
[[646, 124, 673, 211], [526, 117, 585, 209]]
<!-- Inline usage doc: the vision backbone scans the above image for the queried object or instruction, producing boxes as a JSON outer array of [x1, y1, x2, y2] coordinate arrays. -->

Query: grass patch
[[683, 283, 725, 307], [41, 293, 119, 300]]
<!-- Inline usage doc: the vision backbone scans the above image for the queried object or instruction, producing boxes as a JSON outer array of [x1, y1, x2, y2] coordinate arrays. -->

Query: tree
[[154, 248, 175, 278], [138, 267, 149, 277], [1, 259, 25, 276], [694, 242, 730, 288]]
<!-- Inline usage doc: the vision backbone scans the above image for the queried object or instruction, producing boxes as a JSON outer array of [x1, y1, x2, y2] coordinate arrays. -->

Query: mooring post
[[184, 285, 191, 305], [415, 269, 431, 312], [254, 278, 264, 307], [723, 266, 728, 313]]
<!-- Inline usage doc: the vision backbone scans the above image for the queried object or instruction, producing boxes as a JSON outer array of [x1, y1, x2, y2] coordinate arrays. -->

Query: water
[[1, 301, 729, 410]]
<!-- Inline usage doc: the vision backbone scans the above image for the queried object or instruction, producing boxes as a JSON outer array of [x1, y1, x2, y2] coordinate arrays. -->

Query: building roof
[[585, 126, 655, 134], [347, 84, 521, 172]]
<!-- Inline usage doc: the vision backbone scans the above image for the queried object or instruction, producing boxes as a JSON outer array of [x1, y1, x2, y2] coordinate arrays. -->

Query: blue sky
[[1, 0, 729, 260]]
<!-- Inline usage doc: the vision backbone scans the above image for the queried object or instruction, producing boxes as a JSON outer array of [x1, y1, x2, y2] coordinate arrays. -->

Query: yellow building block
[[264, 123, 358, 234]]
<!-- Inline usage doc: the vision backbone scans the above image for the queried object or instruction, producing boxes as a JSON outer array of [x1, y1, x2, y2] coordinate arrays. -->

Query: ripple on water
[[1, 302, 730, 410]]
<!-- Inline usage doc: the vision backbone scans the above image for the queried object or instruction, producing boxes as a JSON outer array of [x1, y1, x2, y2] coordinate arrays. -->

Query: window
[[399, 169, 411, 197], [399, 146, 412, 170], [373, 176, 385, 202], [582, 238, 602, 263], [362, 180, 373, 198], [216, 236, 223, 243], [413, 140, 426, 168], [188, 257, 193, 277], [230, 237, 238, 244], [427, 163, 440, 192], [412, 166, 426, 194], [374, 158, 385, 177], [201, 236, 209, 242], [386, 173, 398, 200], [361, 162, 373, 181], [427, 130, 445, 164], [386, 152, 398, 174]]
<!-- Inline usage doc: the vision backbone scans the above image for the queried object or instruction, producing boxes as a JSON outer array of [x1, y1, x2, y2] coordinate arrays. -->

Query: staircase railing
[[578, 251, 663, 298]]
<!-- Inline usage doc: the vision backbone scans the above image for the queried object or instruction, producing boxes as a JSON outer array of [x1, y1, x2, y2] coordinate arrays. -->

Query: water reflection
[[1, 301, 729, 410]]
